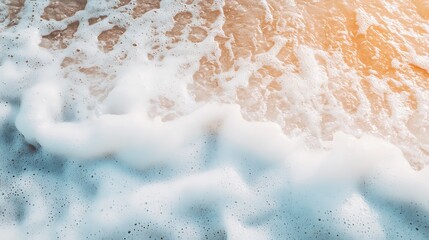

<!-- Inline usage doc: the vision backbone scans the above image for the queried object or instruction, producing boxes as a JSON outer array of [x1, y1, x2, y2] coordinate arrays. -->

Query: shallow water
[[1, 0, 429, 239]]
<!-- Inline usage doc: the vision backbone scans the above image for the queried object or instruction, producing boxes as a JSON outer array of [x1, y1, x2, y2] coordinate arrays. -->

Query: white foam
[[1, 0, 429, 239], [10, 79, 429, 238], [355, 8, 378, 35]]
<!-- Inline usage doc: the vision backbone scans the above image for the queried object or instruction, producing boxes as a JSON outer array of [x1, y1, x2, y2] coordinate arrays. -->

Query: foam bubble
[[355, 8, 378, 35]]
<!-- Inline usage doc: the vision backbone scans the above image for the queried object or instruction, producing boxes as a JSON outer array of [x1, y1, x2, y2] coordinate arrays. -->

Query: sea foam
[[1, 0, 429, 239]]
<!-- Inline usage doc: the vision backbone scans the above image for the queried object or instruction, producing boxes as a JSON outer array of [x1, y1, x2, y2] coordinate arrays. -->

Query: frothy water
[[1, 0, 429, 239]]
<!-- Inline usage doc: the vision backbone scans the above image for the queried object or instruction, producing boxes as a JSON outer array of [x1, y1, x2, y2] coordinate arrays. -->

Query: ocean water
[[1, 0, 429, 239]]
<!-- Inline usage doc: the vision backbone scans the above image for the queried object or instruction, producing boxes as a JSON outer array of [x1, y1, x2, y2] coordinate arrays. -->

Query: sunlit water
[[1, 0, 429, 239]]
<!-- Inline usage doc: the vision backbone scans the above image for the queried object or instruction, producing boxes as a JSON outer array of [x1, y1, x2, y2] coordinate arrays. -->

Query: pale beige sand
[[3, 0, 429, 167]]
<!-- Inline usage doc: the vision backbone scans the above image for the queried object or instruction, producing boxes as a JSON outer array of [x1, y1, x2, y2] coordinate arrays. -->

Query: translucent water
[[1, 0, 429, 239]]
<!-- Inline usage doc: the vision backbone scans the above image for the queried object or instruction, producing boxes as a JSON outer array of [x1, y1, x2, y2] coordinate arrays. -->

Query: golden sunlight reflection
[[3, 0, 429, 167]]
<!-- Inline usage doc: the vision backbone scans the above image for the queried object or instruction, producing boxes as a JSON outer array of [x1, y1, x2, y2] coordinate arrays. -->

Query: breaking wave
[[1, 0, 429, 239]]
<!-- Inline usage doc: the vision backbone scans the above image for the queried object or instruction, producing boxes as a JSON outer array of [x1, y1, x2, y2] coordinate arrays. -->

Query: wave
[[1, 0, 429, 239]]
